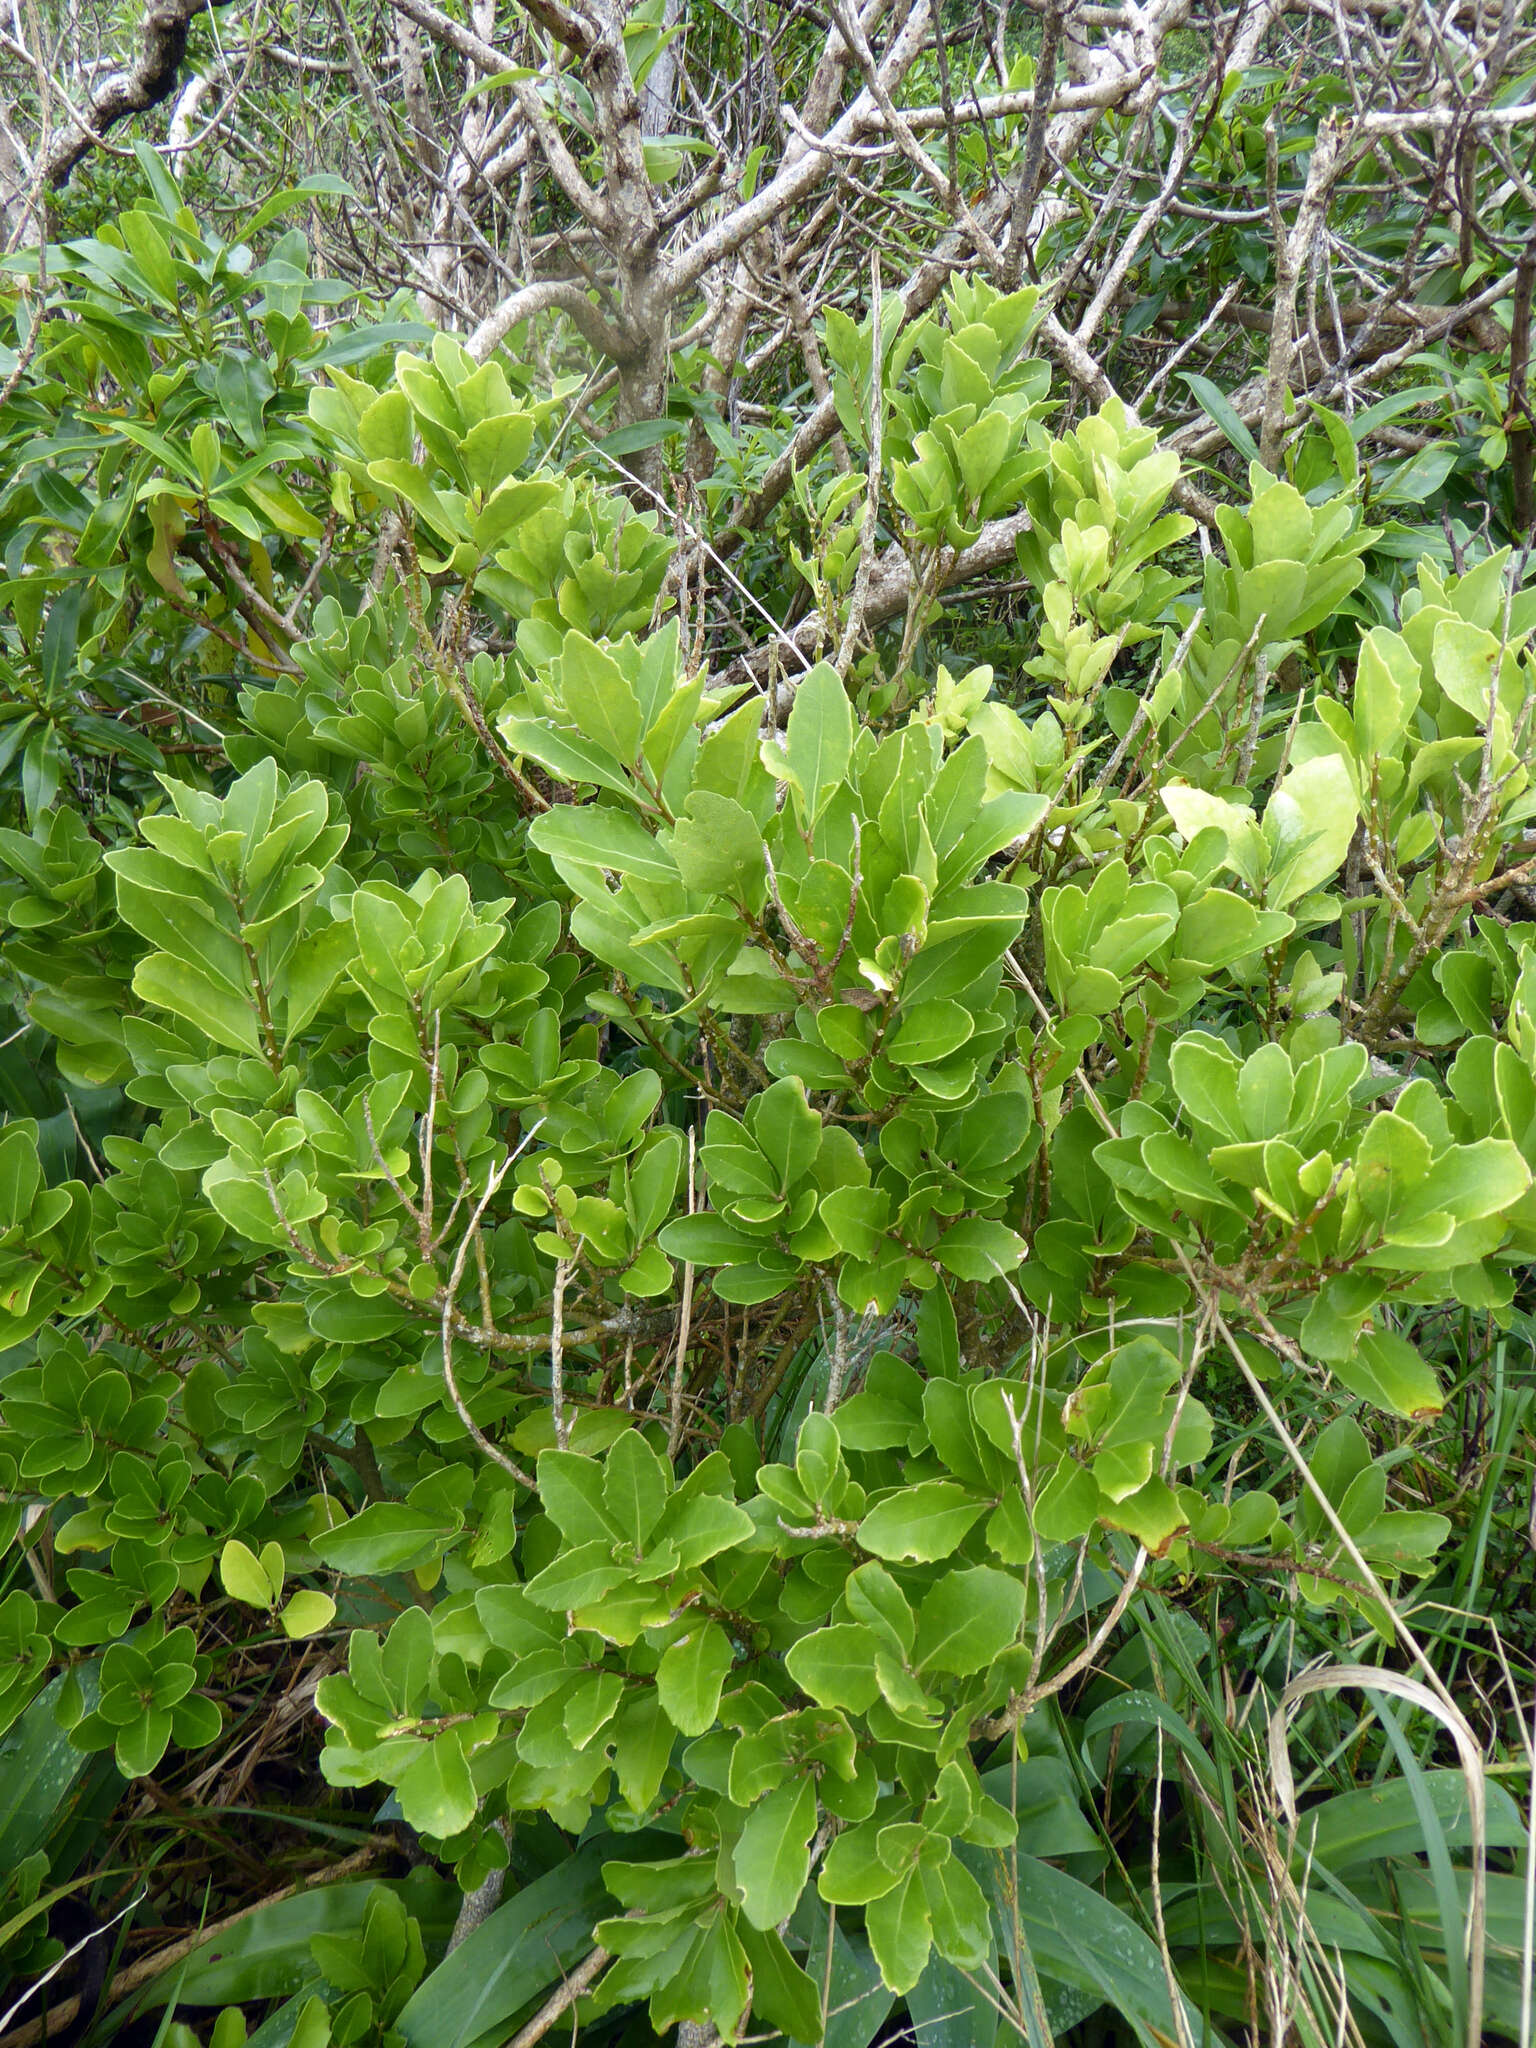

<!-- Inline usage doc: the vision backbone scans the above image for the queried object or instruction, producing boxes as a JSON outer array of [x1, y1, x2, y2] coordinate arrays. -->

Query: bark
[[0, 111, 35, 251], [583, 0, 669, 492], [639, 0, 683, 141], [42, 0, 230, 191], [396, 11, 443, 179], [1509, 250, 1535, 535]]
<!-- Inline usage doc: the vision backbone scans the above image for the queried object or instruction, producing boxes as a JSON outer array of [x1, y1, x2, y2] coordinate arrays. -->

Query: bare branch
[[468, 275, 632, 361], [42, 0, 232, 187]]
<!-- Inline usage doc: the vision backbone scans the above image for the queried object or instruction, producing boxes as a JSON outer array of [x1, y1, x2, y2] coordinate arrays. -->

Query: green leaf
[[1376, 441, 1457, 505], [858, 1483, 988, 1562], [786, 1624, 882, 1711], [119, 209, 179, 303], [1401, 1138, 1529, 1226], [1330, 1328, 1443, 1420], [1176, 888, 1290, 970], [1140, 1132, 1244, 1214], [530, 805, 678, 886], [671, 791, 765, 902], [284, 921, 355, 1041], [604, 1430, 670, 1546], [657, 1620, 734, 1736], [220, 1538, 275, 1609], [914, 1568, 1025, 1676], [1263, 754, 1358, 906], [1080, 1693, 1221, 1798], [906, 1947, 998, 2048], [738, 1922, 824, 2041], [524, 1539, 630, 1610], [628, 1130, 683, 1238], [498, 716, 639, 802], [0, 1674, 99, 1864], [819, 1185, 891, 1264], [921, 1851, 993, 1973], [538, 1449, 619, 1543], [461, 412, 535, 489], [560, 633, 644, 764], [612, 1689, 675, 1814], [1168, 1033, 1245, 1142], [471, 478, 565, 551], [396, 1728, 477, 1838], [820, 1824, 905, 1906], [735, 1774, 817, 1931], [1299, 1769, 1527, 1871], [1353, 1112, 1432, 1226], [796, 1922, 892, 2048], [1179, 373, 1261, 462], [659, 1214, 763, 1263], [162, 1877, 455, 2012], [751, 1077, 823, 1192], [356, 390, 413, 462], [565, 1670, 625, 1748], [656, 1489, 754, 1569], [913, 1286, 962, 1384], [380, 1605, 433, 1710], [702, 1110, 779, 1197], [367, 459, 458, 538], [988, 1855, 1202, 2045], [1160, 787, 1263, 890], [599, 416, 686, 457], [313, 1505, 460, 1576], [844, 1562, 916, 1653], [864, 1866, 932, 1994], [281, 1591, 338, 1639], [1022, 1461, 1098, 1547], [116, 1709, 174, 1777], [887, 1001, 974, 1067], [173, 1692, 223, 1751], [954, 410, 1013, 503], [1098, 1475, 1187, 1552], [934, 1219, 1026, 1281], [782, 664, 853, 825], [133, 953, 261, 1055]]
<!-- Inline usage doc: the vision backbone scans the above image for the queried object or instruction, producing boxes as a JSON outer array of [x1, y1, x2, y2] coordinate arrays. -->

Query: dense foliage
[[2, 2, 1536, 2045]]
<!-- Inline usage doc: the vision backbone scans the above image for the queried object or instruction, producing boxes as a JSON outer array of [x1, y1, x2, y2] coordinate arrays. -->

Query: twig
[[1004, 0, 1062, 284], [1260, 116, 1343, 469], [550, 1257, 571, 1450], [666, 1128, 696, 1457], [506, 1947, 612, 2048], [975, 1541, 1150, 1738], [436, 1126, 545, 1491], [835, 251, 883, 677], [822, 1287, 852, 1412]]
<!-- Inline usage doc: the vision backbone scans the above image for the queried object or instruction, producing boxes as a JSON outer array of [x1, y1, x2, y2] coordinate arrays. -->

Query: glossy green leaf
[[782, 664, 853, 824], [914, 1568, 1025, 1676], [786, 1624, 882, 1711], [313, 1505, 460, 1577], [657, 1620, 734, 1736], [735, 1774, 817, 1931], [220, 1537, 275, 1608], [395, 1727, 476, 1838], [858, 1483, 988, 1562], [132, 954, 261, 1055]]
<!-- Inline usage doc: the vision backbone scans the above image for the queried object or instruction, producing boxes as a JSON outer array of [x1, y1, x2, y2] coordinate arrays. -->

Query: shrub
[[2, 184, 1534, 2048]]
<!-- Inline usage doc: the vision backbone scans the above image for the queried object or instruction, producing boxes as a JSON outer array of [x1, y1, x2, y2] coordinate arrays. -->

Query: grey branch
[[713, 510, 1035, 710], [43, 0, 230, 188]]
